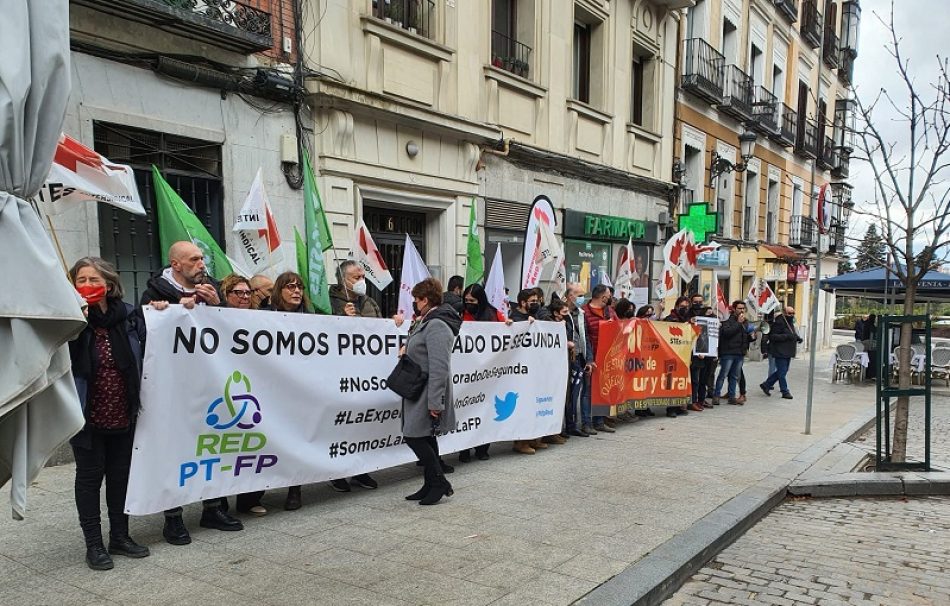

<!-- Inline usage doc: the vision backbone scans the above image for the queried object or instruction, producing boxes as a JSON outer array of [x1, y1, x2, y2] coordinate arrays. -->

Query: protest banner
[[125, 306, 567, 514], [590, 319, 696, 415], [692, 316, 720, 357]]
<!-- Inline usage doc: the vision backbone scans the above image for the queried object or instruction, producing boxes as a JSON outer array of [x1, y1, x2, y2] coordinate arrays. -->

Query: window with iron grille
[[93, 122, 224, 303]]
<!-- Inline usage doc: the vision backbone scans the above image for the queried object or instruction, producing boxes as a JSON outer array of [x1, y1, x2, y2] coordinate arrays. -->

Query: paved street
[[1, 353, 874, 606], [664, 495, 950, 606]]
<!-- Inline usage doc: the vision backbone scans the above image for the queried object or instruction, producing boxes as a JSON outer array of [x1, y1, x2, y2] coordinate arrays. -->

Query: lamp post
[[709, 130, 757, 187]]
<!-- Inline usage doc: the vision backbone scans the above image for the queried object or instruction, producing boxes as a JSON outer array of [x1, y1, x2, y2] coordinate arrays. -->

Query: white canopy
[[0, 0, 87, 519]]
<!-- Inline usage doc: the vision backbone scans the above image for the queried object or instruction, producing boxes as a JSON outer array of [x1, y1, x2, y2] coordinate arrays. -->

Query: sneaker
[[593, 423, 616, 433], [330, 478, 352, 493], [781, 392, 794, 399], [759, 383, 772, 397], [162, 515, 191, 546], [352, 473, 378, 489], [199, 507, 244, 532], [702, 401, 714, 409], [108, 535, 150, 559]]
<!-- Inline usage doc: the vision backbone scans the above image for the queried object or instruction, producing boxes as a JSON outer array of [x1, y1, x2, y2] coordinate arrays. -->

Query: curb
[[575, 405, 878, 606], [789, 471, 950, 497]]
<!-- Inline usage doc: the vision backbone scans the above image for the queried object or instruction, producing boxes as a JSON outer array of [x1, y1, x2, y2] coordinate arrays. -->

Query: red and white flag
[[746, 278, 781, 315], [37, 133, 145, 216], [232, 168, 283, 277], [348, 219, 393, 290], [397, 234, 431, 319], [615, 236, 639, 298], [716, 282, 731, 320]]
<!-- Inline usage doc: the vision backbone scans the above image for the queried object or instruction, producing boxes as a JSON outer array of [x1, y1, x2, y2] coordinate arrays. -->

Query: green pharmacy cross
[[677, 202, 719, 243]]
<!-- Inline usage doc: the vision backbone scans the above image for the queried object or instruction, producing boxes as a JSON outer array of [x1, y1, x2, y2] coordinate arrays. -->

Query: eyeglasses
[[283, 283, 303, 292], [229, 289, 252, 298]]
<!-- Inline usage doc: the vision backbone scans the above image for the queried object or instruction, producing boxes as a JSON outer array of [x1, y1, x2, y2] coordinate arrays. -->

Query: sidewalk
[[0, 352, 875, 606]]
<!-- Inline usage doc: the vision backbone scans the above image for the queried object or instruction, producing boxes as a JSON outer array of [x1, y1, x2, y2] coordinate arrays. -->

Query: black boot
[[458, 449, 471, 463], [200, 506, 244, 531], [405, 483, 430, 501], [163, 514, 191, 545], [81, 518, 114, 570], [419, 475, 454, 506], [285, 485, 302, 511], [108, 513, 149, 558]]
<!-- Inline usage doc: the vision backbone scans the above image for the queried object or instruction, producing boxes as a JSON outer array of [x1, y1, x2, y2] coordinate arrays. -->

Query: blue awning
[[821, 267, 950, 301]]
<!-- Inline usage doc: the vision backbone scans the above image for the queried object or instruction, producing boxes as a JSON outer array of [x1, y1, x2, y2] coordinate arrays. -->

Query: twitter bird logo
[[494, 392, 518, 421]]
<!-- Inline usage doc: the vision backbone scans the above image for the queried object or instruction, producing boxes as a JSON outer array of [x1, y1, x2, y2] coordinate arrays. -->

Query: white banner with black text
[[125, 306, 567, 514]]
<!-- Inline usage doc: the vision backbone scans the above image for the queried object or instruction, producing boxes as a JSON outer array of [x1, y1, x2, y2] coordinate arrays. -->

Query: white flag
[[348, 219, 393, 290], [397, 234, 430, 318], [615, 237, 639, 298], [523, 218, 560, 289], [232, 169, 283, 276], [485, 243, 508, 320], [747, 278, 781, 315], [37, 133, 146, 216], [550, 242, 567, 298]]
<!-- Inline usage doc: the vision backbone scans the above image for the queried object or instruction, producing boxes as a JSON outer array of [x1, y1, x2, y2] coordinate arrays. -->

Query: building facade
[[674, 0, 859, 349], [303, 0, 687, 313]]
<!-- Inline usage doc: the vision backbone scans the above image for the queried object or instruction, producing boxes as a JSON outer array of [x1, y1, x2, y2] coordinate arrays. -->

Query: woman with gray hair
[[68, 257, 150, 570]]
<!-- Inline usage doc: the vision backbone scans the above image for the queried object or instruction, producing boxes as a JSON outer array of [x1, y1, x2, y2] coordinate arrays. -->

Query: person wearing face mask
[[662, 296, 692, 417], [564, 283, 593, 437], [249, 274, 274, 310], [582, 284, 617, 434], [327, 260, 381, 493], [443, 275, 465, 315], [68, 257, 150, 570], [509, 289, 541, 323], [329, 260, 382, 319]]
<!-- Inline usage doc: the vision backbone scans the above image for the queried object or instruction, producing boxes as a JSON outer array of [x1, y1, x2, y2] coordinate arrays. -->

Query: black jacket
[[719, 315, 754, 356], [422, 303, 463, 336], [139, 270, 222, 306], [768, 314, 800, 359], [443, 291, 463, 314], [509, 308, 531, 322]]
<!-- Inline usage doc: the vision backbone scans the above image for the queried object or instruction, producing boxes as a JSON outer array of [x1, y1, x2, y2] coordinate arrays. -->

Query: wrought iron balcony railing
[[491, 30, 532, 79], [373, 0, 436, 39], [720, 64, 755, 121], [73, 0, 273, 53], [832, 146, 851, 179], [774, 0, 798, 23], [772, 103, 798, 147], [838, 50, 856, 86], [818, 135, 838, 170], [790, 214, 816, 248], [796, 118, 819, 159], [823, 27, 840, 68], [752, 86, 780, 135], [801, 0, 822, 49], [682, 38, 725, 104]]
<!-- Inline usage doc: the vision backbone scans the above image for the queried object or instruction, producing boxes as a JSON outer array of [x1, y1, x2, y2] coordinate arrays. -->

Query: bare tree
[[849, 2, 950, 462]]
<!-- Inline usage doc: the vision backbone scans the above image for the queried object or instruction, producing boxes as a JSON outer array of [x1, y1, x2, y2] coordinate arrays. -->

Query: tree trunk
[[890, 283, 917, 462]]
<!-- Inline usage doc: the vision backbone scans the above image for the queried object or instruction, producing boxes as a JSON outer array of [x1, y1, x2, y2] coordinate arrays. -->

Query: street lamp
[[709, 130, 757, 186]]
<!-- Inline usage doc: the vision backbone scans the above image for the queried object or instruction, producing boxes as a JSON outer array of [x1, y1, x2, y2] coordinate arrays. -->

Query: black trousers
[[72, 430, 134, 544], [405, 436, 441, 483]]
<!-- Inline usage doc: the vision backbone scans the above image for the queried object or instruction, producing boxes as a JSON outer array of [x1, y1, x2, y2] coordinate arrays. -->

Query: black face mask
[[412, 302, 423, 317], [464, 303, 479, 315], [527, 303, 541, 315], [677, 306, 689, 318], [691, 302, 704, 311]]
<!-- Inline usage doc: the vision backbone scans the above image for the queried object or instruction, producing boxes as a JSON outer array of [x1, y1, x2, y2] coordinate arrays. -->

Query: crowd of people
[[65, 240, 803, 571]]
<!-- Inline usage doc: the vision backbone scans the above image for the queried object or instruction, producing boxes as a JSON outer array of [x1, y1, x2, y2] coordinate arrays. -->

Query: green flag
[[294, 226, 313, 312], [152, 166, 232, 280], [301, 150, 332, 314], [465, 198, 483, 285]]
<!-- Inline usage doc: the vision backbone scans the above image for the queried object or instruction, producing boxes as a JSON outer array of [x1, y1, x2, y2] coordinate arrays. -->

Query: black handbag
[[386, 355, 428, 400]]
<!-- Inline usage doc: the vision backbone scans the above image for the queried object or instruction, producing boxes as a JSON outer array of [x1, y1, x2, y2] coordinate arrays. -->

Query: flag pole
[[33, 199, 69, 276]]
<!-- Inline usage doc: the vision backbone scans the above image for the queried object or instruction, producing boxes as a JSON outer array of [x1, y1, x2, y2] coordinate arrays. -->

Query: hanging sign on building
[[563, 210, 661, 243]]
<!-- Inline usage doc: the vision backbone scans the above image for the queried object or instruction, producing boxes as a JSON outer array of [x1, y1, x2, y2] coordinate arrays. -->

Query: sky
[[845, 0, 950, 262]]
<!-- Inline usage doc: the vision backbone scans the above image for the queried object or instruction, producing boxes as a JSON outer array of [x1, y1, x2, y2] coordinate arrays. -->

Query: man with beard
[[140, 241, 244, 545]]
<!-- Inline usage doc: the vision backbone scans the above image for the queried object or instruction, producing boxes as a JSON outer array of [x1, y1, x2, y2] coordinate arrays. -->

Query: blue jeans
[[764, 357, 791, 394], [768, 355, 777, 378], [714, 354, 745, 399]]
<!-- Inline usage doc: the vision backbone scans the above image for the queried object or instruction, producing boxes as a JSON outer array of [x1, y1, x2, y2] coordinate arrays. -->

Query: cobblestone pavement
[[665, 496, 950, 606], [1, 353, 873, 606]]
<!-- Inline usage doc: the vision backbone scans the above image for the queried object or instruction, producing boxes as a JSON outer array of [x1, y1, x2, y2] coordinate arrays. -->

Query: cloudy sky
[[846, 0, 949, 261]]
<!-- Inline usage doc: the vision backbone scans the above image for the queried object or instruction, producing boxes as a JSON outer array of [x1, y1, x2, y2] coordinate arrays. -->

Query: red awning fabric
[[760, 244, 802, 260]]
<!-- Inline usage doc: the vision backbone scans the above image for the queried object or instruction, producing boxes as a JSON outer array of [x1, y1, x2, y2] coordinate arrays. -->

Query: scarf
[[79, 299, 141, 416]]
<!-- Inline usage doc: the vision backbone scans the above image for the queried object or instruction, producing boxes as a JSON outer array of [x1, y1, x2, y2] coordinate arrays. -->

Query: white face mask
[[351, 279, 367, 296]]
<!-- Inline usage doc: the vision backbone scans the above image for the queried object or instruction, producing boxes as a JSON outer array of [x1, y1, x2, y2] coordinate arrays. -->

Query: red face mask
[[76, 284, 107, 305]]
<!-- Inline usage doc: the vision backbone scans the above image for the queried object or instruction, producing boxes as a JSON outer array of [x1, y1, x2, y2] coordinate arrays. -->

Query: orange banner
[[591, 320, 696, 414]]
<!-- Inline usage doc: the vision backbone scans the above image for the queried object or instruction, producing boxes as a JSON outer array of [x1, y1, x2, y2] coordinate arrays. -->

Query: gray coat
[[401, 305, 460, 438]]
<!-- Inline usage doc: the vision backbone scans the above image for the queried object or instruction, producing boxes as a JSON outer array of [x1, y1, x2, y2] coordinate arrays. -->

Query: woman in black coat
[[68, 257, 150, 571]]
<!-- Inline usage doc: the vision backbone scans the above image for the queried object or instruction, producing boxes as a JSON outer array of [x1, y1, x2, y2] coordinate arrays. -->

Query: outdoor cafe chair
[[852, 340, 865, 352], [891, 346, 923, 385], [932, 347, 950, 387], [834, 343, 862, 384]]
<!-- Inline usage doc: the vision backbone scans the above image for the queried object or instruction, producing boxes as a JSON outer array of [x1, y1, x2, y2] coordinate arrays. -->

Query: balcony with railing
[[838, 50, 856, 85], [491, 30, 532, 79], [72, 0, 273, 52], [774, 0, 798, 23], [752, 86, 779, 135], [818, 135, 838, 170], [823, 26, 840, 68], [682, 38, 725, 104], [829, 224, 846, 253], [789, 215, 816, 248], [772, 103, 797, 147], [795, 118, 819, 159], [720, 64, 755, 121], [801, 0, 823, 49], [832, 147, 851, 179], [373, 0, 436, 39]]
